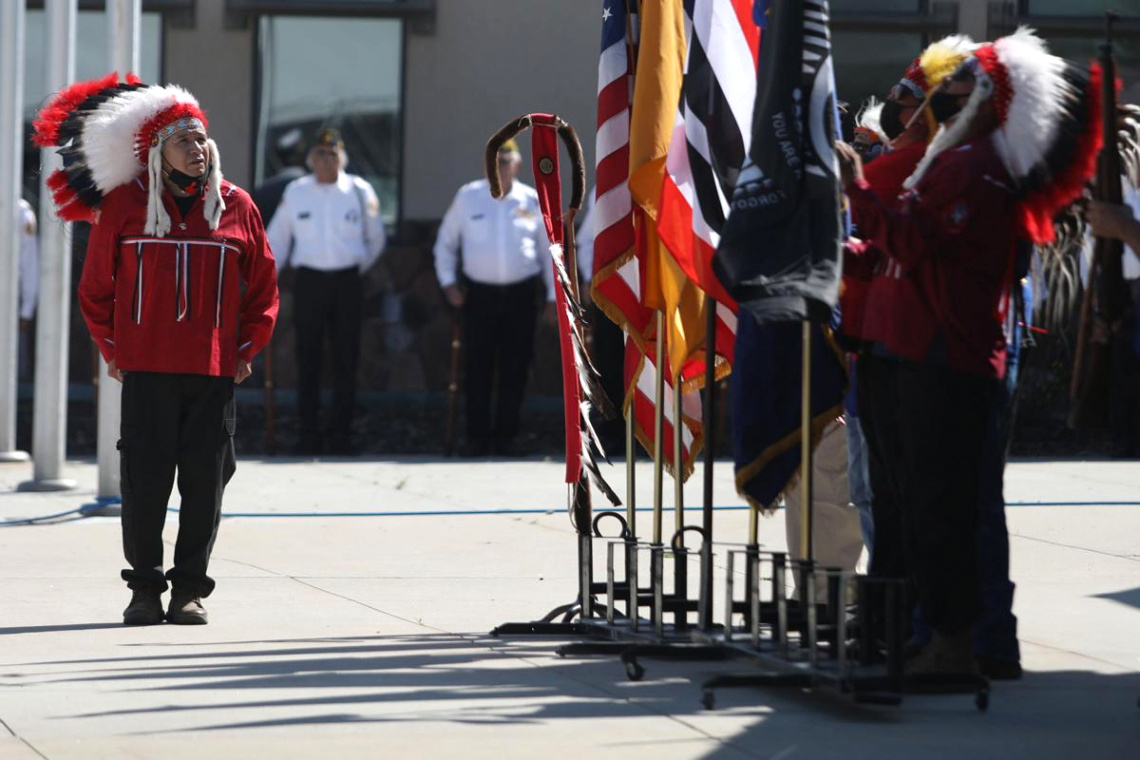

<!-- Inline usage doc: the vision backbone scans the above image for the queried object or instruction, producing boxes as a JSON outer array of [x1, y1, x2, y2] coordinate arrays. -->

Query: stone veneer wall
[[263, 220, 565, 399]]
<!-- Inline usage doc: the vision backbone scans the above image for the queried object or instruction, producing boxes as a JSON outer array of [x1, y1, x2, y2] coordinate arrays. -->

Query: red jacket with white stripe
[[848, 136, 1018, 378], [840, 142, 926, 346], [79, 179, 279, 377]]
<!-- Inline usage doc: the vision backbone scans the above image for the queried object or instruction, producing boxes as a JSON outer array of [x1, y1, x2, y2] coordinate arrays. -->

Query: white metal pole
[[93, 0, 141, 505], [0, 0, 29, 463], [23, 0, 79, 492]]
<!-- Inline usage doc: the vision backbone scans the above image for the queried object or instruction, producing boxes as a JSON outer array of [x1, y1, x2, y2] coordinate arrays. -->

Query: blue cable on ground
[[3, 500, 1137, 526]]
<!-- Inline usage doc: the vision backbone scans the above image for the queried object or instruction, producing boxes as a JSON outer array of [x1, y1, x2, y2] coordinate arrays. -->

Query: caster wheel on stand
[[701, 689, 716, 710], [975, 687, 989, 712], [624, 658, 646, 682]]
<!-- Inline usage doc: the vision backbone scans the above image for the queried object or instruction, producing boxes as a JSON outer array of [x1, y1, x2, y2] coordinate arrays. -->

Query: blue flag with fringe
[[714, 0, 847, 509]]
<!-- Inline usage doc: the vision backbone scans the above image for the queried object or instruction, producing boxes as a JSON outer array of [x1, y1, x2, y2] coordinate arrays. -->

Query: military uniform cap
[[314, 127, 344, 149]]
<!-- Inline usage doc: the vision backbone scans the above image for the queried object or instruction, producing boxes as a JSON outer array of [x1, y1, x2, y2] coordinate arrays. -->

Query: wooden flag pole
[[701, 299, 717, 629], [673, 367, 684, 543], [800, 319, 814, 562], [652, 311, 666, 547], [626, 394, 637, 537]]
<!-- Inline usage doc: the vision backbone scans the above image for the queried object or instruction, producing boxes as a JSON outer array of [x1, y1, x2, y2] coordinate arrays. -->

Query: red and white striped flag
[[592, 0, 651, 343], [591, 0, 696, 479]]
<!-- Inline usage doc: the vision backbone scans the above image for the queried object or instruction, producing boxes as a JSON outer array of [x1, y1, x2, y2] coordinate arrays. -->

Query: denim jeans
[[845, 414, 874, 562]]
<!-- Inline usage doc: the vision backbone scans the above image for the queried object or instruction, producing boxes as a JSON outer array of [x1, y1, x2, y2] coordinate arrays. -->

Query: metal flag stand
[[693, 320, 988, 712], [553, 303, 734, 675]]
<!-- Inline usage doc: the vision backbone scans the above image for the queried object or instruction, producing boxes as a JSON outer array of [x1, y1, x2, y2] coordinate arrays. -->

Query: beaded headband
[[152, 117, 205, 147]]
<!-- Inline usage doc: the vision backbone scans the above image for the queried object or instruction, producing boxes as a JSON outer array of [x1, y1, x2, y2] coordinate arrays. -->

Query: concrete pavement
[[0, 456, 1137, 759]]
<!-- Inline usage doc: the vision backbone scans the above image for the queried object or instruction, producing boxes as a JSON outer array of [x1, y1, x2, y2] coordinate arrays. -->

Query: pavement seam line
[[1019, 637, 1134, 672], [0, 717, 50, 760], [1010, 532, 1140, 562], [285, 576, 449, 633], [284, 575, 756, 757], [475, 646, 762, 759]]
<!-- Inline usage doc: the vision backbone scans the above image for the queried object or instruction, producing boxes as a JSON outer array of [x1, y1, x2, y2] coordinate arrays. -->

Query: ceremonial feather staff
[[485, 114, 621, 517]]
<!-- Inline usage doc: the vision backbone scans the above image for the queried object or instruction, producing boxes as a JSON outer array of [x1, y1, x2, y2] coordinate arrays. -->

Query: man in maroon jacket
[[36, 76, 279, 626], [842, 37, 976, 588], [837, 31, 1101, 671]]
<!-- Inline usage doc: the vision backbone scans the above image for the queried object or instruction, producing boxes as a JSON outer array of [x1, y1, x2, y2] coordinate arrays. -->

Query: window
[[832, 30, 924, 124], [1025, 0, 1140, 15], [1016, 1, 1140, 104], [830, 1, 927, 137], [255, 15, 403, 224]]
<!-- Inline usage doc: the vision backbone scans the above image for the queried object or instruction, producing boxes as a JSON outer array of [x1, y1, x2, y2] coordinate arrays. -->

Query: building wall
[[164, 1, 255, 189], [403, 0, 600, 220]]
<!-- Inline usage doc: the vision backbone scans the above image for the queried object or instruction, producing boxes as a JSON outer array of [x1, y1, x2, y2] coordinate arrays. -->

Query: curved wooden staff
[[485, 113, 619, 508]]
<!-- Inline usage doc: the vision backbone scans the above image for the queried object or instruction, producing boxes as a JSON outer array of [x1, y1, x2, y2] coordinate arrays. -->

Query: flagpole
[[800, 319, 814, 562], [701, 299, 716, 629], [673, 367, 684, 543], [652, 311, 666, 547], [625, 383, 636, 537]]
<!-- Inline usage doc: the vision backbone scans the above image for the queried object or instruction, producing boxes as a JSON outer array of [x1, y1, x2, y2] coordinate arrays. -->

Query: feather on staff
[[485, 114, 620, 509]]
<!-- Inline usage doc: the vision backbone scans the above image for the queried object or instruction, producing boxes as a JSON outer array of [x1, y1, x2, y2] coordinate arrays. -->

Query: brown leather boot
[[166, 592, 209, 625], [905, 629, 977, 675], [123, 590, 164, 626]]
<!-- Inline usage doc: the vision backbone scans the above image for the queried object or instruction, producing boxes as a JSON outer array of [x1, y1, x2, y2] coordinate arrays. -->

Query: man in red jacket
[[35, 76, 279, 626], [838, 31, 1101, 671], [842, 37, 976, 584]]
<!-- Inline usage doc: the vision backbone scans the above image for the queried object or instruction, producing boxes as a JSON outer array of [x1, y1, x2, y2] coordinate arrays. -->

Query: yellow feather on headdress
[[918, 35, 978, 141], [919, 35, 977, 88]]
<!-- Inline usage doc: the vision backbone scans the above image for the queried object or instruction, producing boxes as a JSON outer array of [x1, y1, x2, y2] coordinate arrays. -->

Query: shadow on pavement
[[9, 632, 1137, 758]]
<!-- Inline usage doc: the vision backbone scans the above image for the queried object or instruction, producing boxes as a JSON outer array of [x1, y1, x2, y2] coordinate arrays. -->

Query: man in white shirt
[[433, 139, 554, 456], [267, 127, 387, 455], [18, 199, 38, 380]]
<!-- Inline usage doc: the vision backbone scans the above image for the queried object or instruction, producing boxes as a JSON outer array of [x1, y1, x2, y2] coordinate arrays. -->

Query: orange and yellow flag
[[628, 0, 707, 379]]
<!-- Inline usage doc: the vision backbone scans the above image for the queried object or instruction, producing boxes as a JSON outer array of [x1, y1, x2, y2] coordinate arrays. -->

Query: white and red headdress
[[906, 28, 1103, 244], [33, 72, 225, 237]]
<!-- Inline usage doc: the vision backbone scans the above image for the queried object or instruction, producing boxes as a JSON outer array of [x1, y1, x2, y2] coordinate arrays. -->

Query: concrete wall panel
[[164, 2, 256, 189], [403, 0, 600, 220]]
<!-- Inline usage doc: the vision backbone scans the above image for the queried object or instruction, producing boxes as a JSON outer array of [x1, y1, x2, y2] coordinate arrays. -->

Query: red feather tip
[[45, 169, 70, 191], [32, 72, 128, 147], [45, 171, 97, 223]]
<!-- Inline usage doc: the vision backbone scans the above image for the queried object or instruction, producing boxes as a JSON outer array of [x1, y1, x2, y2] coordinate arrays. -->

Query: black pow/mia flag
[[713, 0, 843, 326]]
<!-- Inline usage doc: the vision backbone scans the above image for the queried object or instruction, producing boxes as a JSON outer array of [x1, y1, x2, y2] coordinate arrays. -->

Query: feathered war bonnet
[[32, 72, 225, 237], [905, 28, 1103, 244]]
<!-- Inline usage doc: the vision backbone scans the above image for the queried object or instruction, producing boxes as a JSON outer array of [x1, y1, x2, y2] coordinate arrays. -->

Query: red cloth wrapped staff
[[485, 114, 620, 505]]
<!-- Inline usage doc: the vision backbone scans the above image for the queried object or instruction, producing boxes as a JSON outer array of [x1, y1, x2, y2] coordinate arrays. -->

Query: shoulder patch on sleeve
[[948, 201, 970, 231]]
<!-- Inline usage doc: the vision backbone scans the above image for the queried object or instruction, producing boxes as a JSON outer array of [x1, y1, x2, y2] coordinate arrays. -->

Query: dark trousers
[[895, 361, 995, 635], [589, 302, 627, 453], [294, 266, 363, 446], [463, 277, 540, 445], [119, 372, 236, 597], [974, 377, 1019, 660], [856, 354, 909, 582]]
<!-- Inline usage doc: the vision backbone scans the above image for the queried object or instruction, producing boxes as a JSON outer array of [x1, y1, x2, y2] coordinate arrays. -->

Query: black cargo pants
[[118, 372, 236, 597]]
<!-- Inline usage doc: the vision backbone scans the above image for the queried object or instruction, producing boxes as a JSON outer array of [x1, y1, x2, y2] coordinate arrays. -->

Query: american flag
[[592, 0, 706, 480], [658, 0, 761, 367], [591, 0, 651, 343]]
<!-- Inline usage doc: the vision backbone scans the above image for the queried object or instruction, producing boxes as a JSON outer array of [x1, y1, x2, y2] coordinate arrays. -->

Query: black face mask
[[880, 99, 906, 141], [164, 165, 208, 196], [929, 91, 967, 125]]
